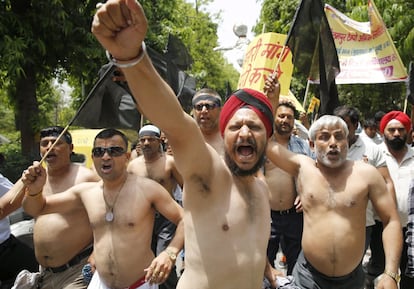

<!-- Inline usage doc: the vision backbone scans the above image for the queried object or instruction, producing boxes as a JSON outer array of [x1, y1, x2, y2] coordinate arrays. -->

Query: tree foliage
[[254, 0, 413, 119], [0, 0, 104, 158], [0, 0, 239, 165]]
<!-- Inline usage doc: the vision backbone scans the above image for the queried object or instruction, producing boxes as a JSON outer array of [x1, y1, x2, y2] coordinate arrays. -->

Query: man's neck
[[273, 132, 290, 147], [143, 152, 162, 163], [201, 127, 220, 137], [47, 162, 72, 177], [387, 145, 408, 164]]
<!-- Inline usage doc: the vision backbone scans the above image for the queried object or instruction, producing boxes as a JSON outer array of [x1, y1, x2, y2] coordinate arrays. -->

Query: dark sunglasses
[[92, 146, 126, 158], [193, 103, 219, 111]]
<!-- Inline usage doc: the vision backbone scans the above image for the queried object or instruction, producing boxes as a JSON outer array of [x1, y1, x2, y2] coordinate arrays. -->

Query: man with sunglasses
[[13, 126, 100, 289], [127, 124, 183, 289], [191, 88, 224, 156], [22, 128, 184, 289]]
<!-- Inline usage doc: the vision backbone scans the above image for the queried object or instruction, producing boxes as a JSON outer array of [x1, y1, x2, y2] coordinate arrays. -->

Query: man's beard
[[385, 136, 407, 151], [275, 123, 292, 136], [224, 151, 265, 177]]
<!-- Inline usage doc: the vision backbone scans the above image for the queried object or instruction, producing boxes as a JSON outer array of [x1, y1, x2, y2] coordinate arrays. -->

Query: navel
[[222, 223, 229, 231]]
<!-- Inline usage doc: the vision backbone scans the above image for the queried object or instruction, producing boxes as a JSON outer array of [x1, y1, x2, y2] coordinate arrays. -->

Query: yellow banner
[[237, 33, 293, 96], [325, 0, 407, 84]]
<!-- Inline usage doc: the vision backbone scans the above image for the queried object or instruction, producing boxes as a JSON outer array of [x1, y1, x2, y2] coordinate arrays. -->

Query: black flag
[[73, 43, 196, 129], [286, 0, 340, 115]]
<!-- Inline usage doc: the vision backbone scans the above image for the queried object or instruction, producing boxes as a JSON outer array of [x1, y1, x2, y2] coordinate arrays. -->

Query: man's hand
[[294, 195, 303, 213], [21, 161, 46, 196], [263, 72, 280, 116], [264, 260, 284, 288], [375, 273, 399, 289], [144, 251, 175, 285], [91, 0, 148, 62]]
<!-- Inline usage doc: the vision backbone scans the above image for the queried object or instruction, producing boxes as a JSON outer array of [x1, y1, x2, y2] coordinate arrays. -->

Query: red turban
[[219, 88, 274, 138], [379, 110, 411, 133]]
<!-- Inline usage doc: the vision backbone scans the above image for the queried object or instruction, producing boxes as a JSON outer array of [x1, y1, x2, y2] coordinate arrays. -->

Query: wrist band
[[106, 42, 146, 68], [25, 187, 42, 197], [383, 270, 401, 283]]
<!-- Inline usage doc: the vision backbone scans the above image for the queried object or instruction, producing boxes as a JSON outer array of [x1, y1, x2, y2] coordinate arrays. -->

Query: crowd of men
[[1, 1, 414, 289]]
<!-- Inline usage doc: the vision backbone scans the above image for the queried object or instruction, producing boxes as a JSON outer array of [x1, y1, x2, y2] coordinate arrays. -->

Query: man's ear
[[309, 140, 315, 150]]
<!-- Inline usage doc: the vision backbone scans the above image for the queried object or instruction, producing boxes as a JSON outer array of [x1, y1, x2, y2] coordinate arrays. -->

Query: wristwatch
[[383, 270, 401, 284], [164, 249, 177, 262]]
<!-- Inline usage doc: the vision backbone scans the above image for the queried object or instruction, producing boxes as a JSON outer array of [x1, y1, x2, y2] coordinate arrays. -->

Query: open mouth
[[101, 163, 113, 173], [45, 153, 57, 162], [326, 150, 340, 159], [236, 145, 255, 160]]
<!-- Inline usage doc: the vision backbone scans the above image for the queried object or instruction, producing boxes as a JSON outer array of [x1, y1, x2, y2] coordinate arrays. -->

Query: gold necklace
[[102, 175, 128, 222]]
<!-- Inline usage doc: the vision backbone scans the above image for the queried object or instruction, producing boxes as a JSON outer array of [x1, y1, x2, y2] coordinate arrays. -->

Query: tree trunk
[[15, 64, 39, 158]]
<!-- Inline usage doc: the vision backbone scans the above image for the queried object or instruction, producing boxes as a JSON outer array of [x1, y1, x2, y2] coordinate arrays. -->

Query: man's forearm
[[22, 189, 46, 217], [382, 218, 403, 273]]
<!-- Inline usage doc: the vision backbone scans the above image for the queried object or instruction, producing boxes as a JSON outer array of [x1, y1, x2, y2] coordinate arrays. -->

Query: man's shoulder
[[72, 164, 100, 182]]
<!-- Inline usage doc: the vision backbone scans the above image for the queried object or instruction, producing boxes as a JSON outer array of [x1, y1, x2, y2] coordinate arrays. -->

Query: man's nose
[[328, 136, 338, 147], [239, 125, 250, 137]]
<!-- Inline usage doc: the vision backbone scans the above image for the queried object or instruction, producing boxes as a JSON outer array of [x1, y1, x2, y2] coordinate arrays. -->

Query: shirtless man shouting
[[91, 1, 280, 288], [266, 115, 402, 289], [22, 129, 184, 289]]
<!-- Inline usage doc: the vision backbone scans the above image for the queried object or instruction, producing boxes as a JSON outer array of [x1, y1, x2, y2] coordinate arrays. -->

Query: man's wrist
[[25, 188, 42, 197], [164, 248, 177, 262], [383, 270, 400, 284], [106, 42, 146, 68]]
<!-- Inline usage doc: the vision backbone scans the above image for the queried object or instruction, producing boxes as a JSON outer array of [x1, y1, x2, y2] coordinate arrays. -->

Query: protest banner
[[237, 32, 293, 96], [237, 32, 306, 111], [325, 0, 408, 84]]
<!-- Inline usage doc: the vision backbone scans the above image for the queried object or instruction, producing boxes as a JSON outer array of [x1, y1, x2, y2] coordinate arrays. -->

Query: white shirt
[[0, 173, 13, 243], [359, 130, 383, 145], [379, 143, 414, 227]]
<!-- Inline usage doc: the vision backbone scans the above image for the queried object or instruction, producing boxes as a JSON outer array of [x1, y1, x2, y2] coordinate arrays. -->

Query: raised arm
[[266, 138, 304, 178], [92, 0, 213, 179]]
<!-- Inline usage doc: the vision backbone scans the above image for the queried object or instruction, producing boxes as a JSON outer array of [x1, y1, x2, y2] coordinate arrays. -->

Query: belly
[[34, 212, 92, 267]]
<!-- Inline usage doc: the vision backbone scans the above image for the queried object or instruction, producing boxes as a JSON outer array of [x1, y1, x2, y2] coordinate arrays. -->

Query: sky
[[203, 0, 263, 68]]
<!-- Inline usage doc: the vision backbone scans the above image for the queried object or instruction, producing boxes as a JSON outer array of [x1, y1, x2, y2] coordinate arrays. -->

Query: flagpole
[[272, 45, 288, 77], [10, 63, 116, 204], [302, 79, 310, 108]]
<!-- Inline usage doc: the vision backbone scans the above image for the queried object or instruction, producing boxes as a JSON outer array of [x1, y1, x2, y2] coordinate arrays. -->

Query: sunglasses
[[92, 146, 126, 158], [193, 103, 219, 111]]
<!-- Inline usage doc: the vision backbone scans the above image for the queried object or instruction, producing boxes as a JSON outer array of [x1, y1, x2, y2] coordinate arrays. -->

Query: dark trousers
[[152, 213, 178, 289], [0, 235, 38, 284], [293, 251, 365, 289], [366, 222, 414, 289], [267, 210, 303, 275], [366, 221, 385, 278]]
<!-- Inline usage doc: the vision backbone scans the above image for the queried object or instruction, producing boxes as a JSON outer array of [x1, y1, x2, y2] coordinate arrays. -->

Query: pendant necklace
[[103, 176, 127, 222]]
